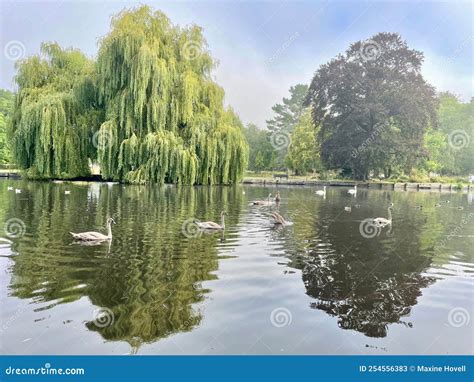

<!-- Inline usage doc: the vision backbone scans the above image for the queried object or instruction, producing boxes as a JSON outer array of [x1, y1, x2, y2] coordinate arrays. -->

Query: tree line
[[246, 33, 472, 180], [2, 9, 472, 182]]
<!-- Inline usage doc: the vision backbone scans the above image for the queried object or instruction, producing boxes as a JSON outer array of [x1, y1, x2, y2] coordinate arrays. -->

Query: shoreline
[[1, 171, 471, 191], [243, 177, 472, 191]]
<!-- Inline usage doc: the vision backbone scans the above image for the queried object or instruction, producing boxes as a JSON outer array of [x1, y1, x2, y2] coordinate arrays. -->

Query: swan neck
[[221, 214, 225, 228], [107, 221, 113, 238], [388, 207, 392, 221]]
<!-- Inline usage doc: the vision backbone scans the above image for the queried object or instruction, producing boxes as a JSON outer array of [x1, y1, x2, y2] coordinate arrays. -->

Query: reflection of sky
[[1, 1, 472, 127]]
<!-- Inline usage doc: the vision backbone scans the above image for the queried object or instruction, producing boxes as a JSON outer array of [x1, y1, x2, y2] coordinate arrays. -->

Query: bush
[[408, 169, 430, 183]]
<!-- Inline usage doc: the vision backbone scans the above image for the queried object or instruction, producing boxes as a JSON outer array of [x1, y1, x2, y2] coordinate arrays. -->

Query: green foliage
[[286, 110, 321, 175], [254, 151, 265, 173], [424, 92, 473, 176], [9, 43, 100, 178], [266, 84, 308, 168], [267, 84, 308, 133], [0, 89, 14, 164], [96, 6, 247, 184], [306, 33, 438, 180], [243, 123, 273, 171]]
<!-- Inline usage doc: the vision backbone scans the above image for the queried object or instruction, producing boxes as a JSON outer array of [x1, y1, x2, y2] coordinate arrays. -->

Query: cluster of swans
[[69, 191, 288, 243], [7, 187, 21, 194], [249, 191, 288, 226], [8, 186, 71, 195], [22, 183, 466, 245], [315, 184, 357, 199], [315, 184, 357, 213]]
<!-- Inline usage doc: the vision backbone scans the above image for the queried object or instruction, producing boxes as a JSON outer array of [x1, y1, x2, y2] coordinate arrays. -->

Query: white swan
[[15, 189, 22, 194], [315, 186, 326, 196], [70, 218, 115, 241], [373, 203, 393, 227], [344, 206, 352, 212], [65, 191, 71, 195], [251, 193, 272, 206], [348, 185, 357, 196], [7, 187, 13, 191], [194, 211, 227, 230]]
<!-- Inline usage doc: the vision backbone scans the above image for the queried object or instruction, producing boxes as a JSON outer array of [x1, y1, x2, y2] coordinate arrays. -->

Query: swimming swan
[[194, 211, 227, 230], [251, 193, 273, 206], [373, 203, 393, 227], [348, 185, 357, 196], [70, 218, 115, 241], [316, 186, 326, 196]]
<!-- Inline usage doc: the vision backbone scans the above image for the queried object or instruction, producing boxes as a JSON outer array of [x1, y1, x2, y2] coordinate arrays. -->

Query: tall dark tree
[[305, 33, 438, 180]]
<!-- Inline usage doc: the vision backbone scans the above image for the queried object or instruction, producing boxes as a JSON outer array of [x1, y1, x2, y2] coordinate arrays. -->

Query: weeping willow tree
[[96, 6, 248, 184], [10, 6, 247, 184], [10, 43, 102, 179]]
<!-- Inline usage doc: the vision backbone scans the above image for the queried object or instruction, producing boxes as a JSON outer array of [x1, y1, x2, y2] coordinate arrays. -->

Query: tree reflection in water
[[285, 191, 438, 338], [6, 182, 244, 349]]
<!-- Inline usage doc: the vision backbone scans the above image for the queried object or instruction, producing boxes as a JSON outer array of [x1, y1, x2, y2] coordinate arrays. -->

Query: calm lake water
[[0, 180, 472, 355]]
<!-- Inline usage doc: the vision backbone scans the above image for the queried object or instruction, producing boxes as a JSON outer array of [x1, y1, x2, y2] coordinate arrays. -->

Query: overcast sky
[[1, 0, 472, 127]]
